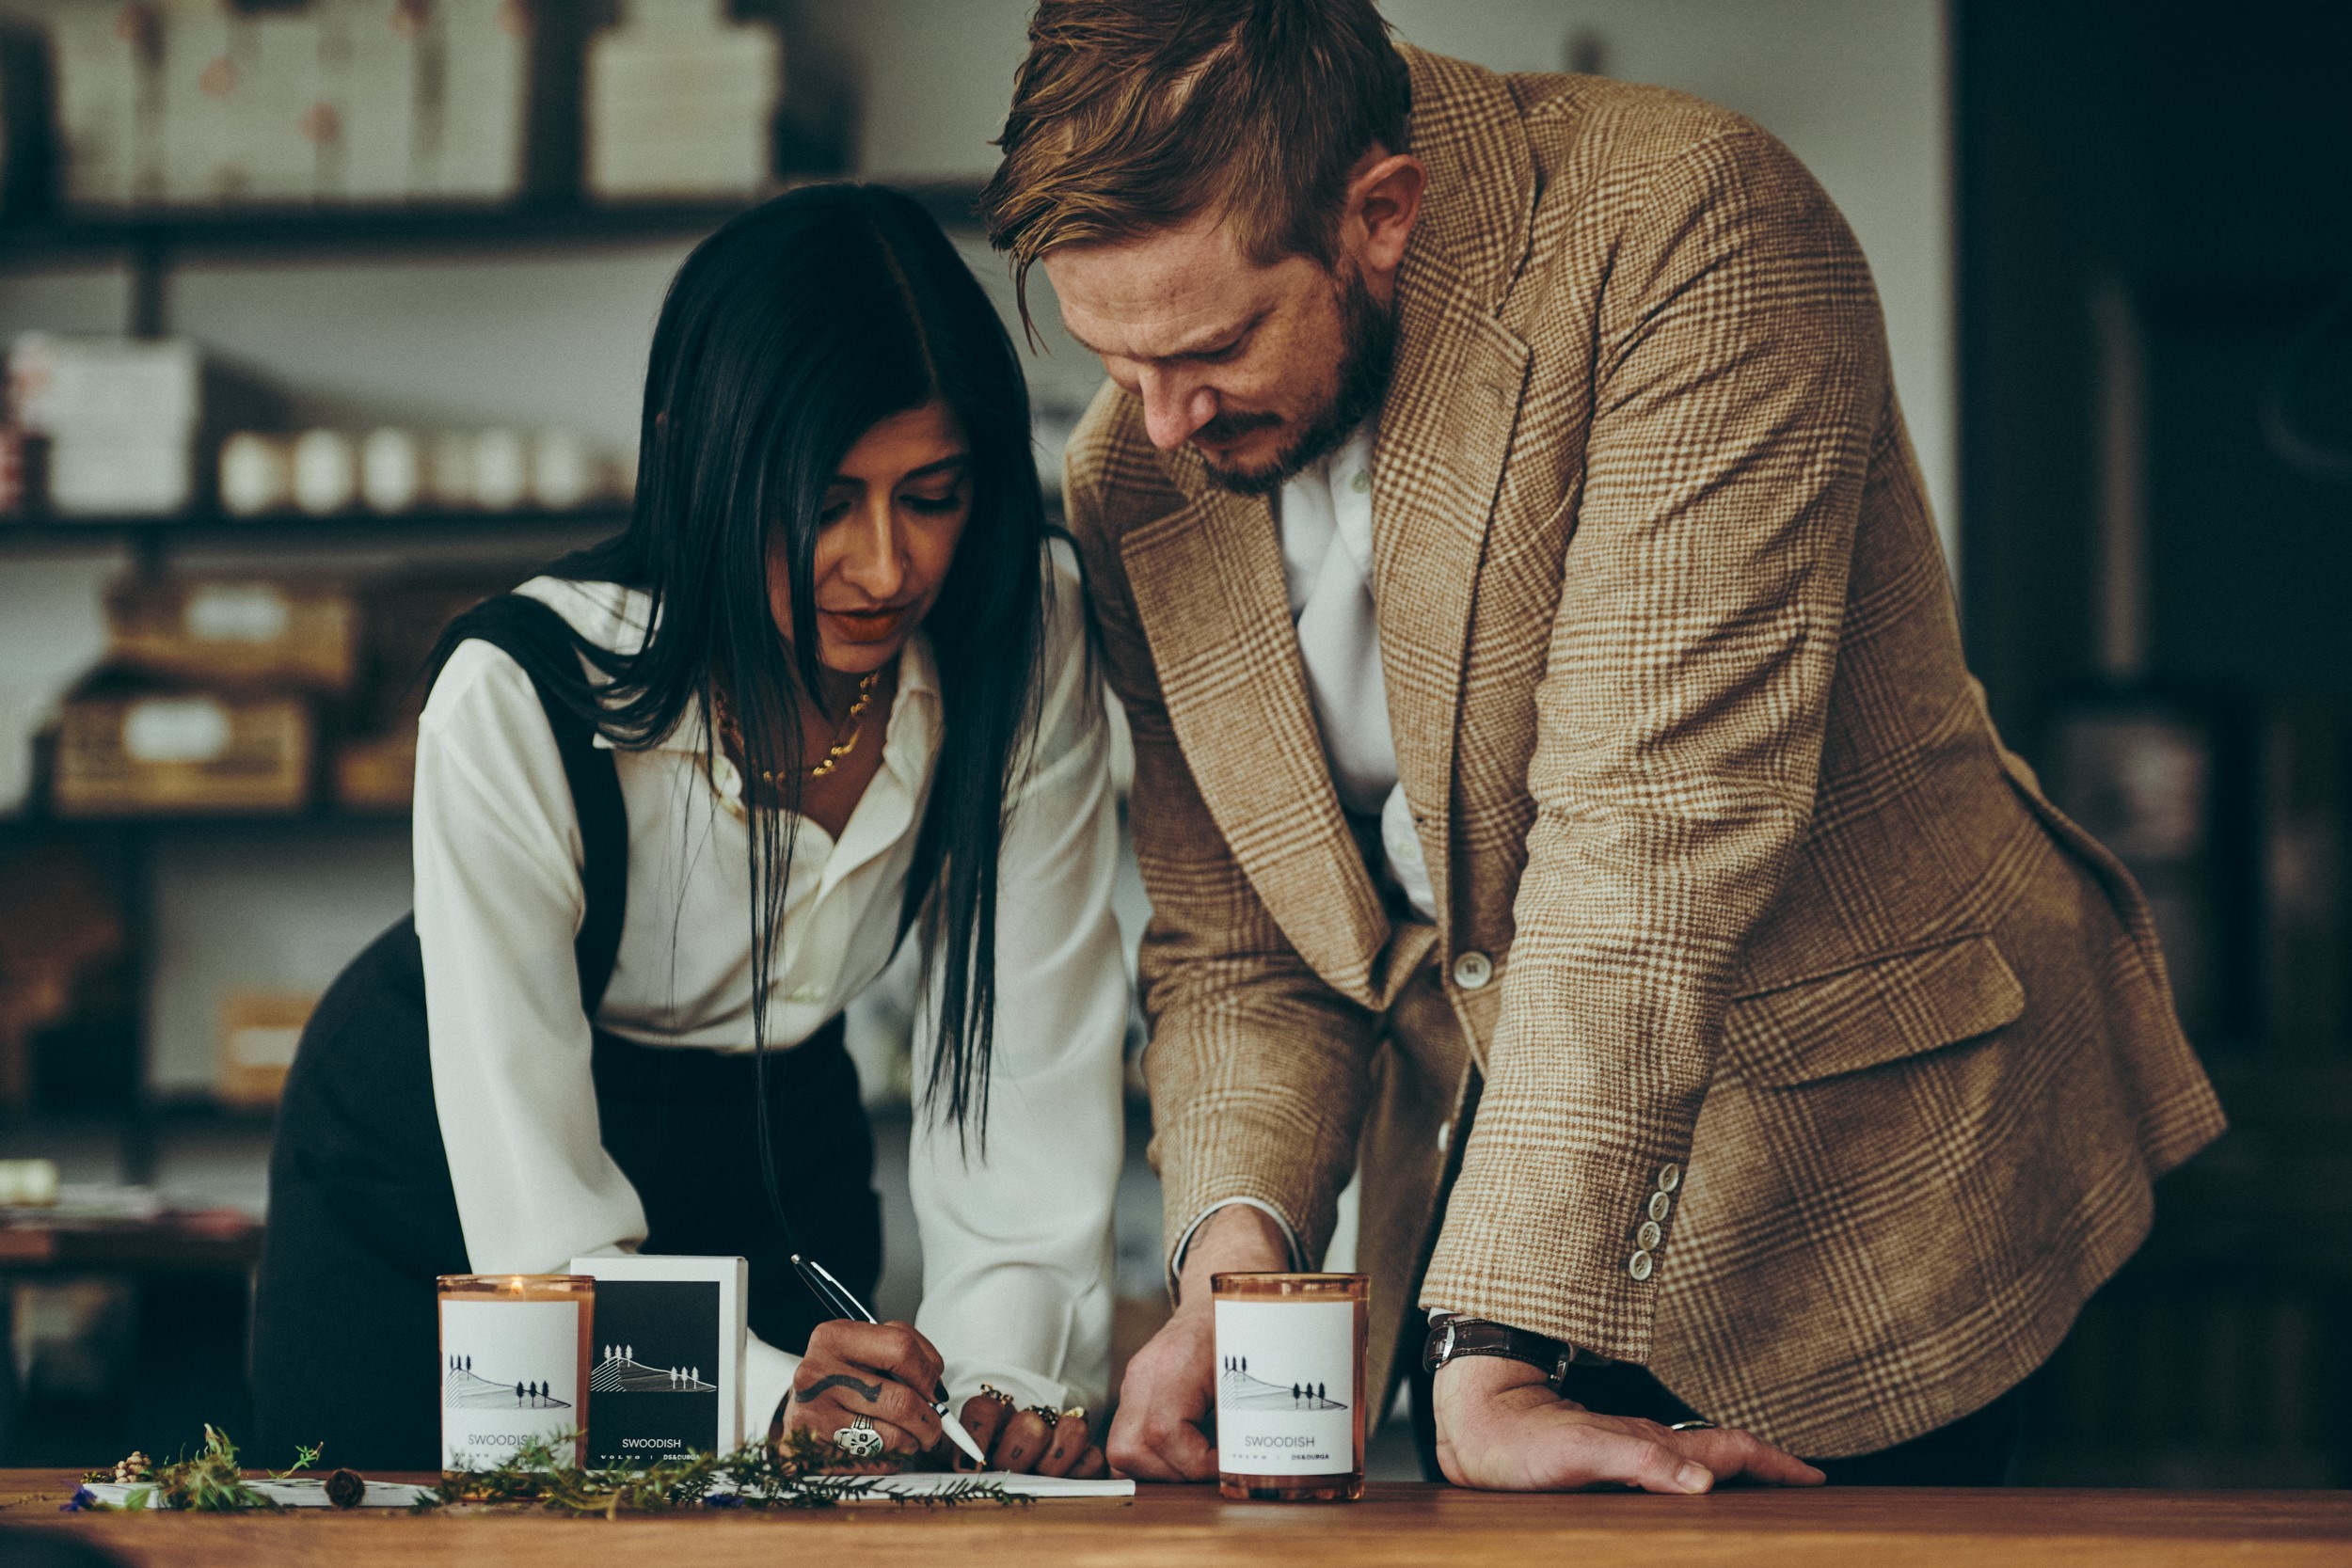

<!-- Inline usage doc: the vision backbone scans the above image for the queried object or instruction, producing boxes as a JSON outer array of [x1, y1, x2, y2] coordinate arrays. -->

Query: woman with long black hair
[[250, 185, 1124, 1477]]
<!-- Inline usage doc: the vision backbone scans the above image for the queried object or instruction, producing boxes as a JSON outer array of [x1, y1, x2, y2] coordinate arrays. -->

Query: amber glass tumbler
[[437, 1273, 595, 1474], [1211, 1272, 1369, 1501]]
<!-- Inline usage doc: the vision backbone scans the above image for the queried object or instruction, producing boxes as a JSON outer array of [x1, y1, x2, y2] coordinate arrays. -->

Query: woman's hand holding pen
[[777, 1319, 1108, 1476], [780, 1320, 946, 1464], [959, 1386, 1110, 1478]]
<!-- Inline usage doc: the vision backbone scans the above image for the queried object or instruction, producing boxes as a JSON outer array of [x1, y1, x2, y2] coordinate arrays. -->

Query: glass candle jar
[[1212, 1272, 1369, 1501], [437, 1274, 595, 1473]]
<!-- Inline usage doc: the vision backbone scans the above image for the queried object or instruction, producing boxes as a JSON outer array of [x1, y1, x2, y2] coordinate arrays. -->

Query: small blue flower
[[62, 1486, 98, 1512]]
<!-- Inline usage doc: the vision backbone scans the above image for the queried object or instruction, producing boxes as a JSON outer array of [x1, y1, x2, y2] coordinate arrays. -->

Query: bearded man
[[979, 0, 2223, 1491]]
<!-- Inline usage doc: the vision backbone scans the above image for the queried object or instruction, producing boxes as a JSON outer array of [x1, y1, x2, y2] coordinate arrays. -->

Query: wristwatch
[[1422, 1313, 1618, 1391]]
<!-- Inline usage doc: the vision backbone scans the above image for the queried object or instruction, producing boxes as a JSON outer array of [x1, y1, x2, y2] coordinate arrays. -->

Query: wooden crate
[[333, 721, 417, 813], [54, 693, 310, 816], [107, 578, 358, 692], [217, 991, 313, 1107]]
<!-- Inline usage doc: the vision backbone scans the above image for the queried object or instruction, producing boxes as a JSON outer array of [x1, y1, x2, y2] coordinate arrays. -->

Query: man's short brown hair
[[978, 0, 1411, 309]]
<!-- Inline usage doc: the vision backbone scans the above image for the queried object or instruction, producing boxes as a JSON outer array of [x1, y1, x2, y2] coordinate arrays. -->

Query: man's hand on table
[[1431, 1354, 1826, 1493], [1106, 1204, 1290, 1481]]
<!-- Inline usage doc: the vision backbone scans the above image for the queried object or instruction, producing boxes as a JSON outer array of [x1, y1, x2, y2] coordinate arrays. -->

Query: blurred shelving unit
[[0, 183, 986, 335], [0, 504, 631, 574], [0, 177, 990, 1149]]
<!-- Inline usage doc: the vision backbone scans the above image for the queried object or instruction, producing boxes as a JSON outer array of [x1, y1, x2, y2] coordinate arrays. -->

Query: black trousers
[[250, 924, 879, 1470]]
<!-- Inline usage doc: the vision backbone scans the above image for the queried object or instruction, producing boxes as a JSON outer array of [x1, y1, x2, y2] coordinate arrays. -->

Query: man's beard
[[1199, 270, 1398, 498]]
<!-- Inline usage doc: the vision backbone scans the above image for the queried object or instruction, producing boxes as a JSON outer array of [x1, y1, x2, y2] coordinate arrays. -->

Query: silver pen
[[791, 1252, 991, 1467]]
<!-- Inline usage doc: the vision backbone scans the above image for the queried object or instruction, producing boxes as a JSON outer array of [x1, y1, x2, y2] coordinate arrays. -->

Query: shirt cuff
[[1167, 1197, 1306, 1295], [744, 1334, 802, 1442]]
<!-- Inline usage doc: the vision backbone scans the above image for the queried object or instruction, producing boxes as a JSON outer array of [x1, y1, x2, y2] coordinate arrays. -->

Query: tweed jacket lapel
[[1115, 51, 1537, 1004], [1118, 476, 1405, 1007], [1372, 49, 1539, 920]]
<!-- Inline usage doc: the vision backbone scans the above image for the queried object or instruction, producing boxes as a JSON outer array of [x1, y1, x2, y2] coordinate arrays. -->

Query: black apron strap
[[426, 594, 628, 1013]]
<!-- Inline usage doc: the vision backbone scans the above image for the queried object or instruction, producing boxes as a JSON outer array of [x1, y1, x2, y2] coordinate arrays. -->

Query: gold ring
[[1025, 1403, 1062, 1429]]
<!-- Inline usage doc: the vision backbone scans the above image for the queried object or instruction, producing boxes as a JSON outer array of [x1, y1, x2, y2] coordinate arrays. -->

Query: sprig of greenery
[[81, 1427, 281, 1513], [77, 1426, 1026, 1516], [435, 1430, 1028, 1515], [269, 1442, 325, 1481]]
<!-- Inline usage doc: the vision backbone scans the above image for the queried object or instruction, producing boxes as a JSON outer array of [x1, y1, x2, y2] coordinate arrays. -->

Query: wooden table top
[[4, 1472, 2349, 1566]]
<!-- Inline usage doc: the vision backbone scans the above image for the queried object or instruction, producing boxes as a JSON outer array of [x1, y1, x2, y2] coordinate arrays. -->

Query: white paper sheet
[[81, 1478, 437, 1509], [861, 1472, 1135, 1501], [79, 1471, 1134, 1509]]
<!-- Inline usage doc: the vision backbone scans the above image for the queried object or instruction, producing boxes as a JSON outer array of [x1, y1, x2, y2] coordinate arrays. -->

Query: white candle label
[[440, 1299, 582, 1470], [1214, 1299, 1355, 1476]]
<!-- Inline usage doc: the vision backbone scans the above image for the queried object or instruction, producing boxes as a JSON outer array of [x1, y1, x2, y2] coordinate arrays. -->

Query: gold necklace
[[714, 670, 882, 787]]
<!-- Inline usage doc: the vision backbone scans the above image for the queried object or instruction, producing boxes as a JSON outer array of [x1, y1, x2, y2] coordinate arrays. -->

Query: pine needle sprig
[[435, 1430, 1029, 1514], [75, 1426, 1029, 1516], [89, 1427, 281, 1513]]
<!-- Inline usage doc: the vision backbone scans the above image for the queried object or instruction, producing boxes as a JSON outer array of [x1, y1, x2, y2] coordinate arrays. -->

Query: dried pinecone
[[111, 1451, 151, 1484], [324, 1468, 367, 1510]]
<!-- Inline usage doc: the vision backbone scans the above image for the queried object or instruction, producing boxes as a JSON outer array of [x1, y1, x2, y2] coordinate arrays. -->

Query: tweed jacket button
[[1350, 468, 1372, 495], [1636, 1220, 1662, 1250], [1452, 950, 1493, 990], [1629, 1250, 1654, 1282], [1648, 1191, 1672, 1223], [1657, 1163, 1682, 1194]]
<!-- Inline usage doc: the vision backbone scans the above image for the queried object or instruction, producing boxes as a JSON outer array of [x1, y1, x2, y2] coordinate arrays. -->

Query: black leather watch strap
[[1422, 1315, 1614, 1390]]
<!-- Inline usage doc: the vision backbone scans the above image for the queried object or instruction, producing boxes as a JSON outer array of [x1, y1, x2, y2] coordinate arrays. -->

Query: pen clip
[[790, 1253, 877, 1324]]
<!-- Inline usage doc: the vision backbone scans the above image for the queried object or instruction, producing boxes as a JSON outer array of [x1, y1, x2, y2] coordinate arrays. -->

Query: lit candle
[[1212, 1272, 1369, 1501], [437, 1274, 596, 1474]]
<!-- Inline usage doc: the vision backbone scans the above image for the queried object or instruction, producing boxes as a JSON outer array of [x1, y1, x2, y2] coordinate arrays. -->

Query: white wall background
[[0, 0, 1953, 1096]]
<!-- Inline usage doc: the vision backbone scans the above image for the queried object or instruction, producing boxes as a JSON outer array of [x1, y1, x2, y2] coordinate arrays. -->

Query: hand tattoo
[[802, 1372, 884, 1404]]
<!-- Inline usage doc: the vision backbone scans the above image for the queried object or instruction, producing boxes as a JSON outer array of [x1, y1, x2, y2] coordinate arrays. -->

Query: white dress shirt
[[1171, 424, 1434, 1278], [412, 558, 1129, 1431], [1277, 423, 1435, 922]]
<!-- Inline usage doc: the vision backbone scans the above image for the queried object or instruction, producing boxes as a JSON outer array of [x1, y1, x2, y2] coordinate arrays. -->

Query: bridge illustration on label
[[591, 1345, 718, 1394], [443, 1354, 572, 1410], [1217, 1355, 1347, 1411]]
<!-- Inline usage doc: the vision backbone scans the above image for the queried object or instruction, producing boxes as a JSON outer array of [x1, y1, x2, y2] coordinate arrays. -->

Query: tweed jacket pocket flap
[[1724, 933, 2026, 1088]]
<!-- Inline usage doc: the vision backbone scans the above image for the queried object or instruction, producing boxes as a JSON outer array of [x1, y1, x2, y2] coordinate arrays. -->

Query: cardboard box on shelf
[[217, 990, 313, 1106], [8, 334, 197, 515], [587, 0, 780, 200], [333, 573, 502, 811], [8, 334, 285, 515], [51, 2, 162, 208], [156, 3, 330, 204], [55, 691, 311, 816], [156, 0, 239, 203], [107, 577, 358, 691], [334, 721, 415, 812], [423, 0, 528, 201], [10, 333, 199, 436], [318, 0, 425, 201], [238, 9, 326, 203]]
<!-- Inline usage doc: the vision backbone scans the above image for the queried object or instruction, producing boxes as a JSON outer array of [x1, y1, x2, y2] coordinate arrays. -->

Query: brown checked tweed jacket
[[1061, 48, 2225, 1458]]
